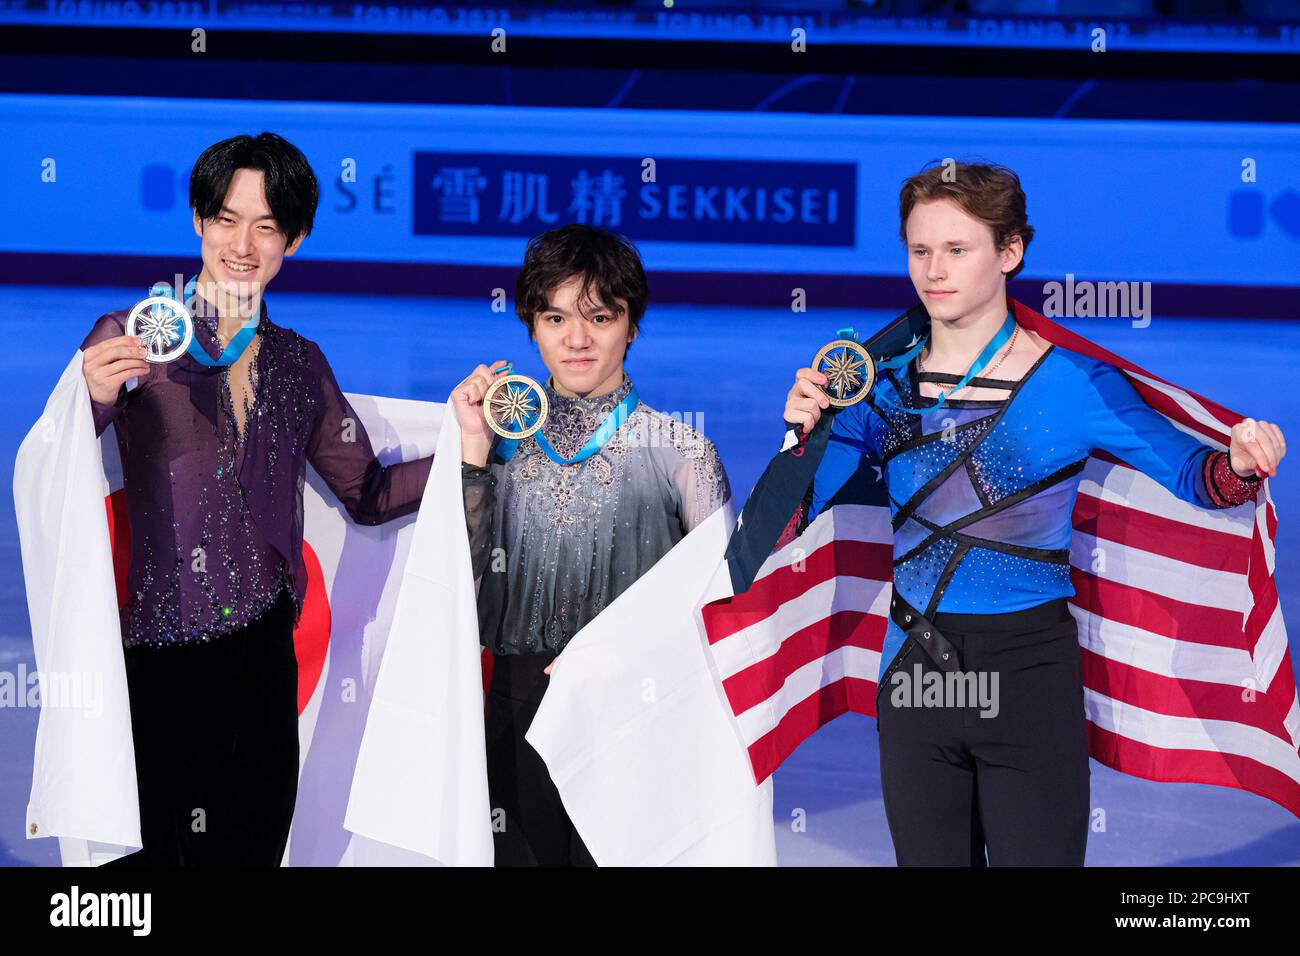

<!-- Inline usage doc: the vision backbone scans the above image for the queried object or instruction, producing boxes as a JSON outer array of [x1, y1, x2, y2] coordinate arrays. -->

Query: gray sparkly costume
[[462, 375, 730, 655]]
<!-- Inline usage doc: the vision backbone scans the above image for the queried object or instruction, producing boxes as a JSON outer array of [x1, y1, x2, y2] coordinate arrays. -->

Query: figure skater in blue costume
[[781, 162, 1287, 866]]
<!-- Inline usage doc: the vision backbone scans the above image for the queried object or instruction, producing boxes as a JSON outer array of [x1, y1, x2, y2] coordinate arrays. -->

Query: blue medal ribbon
[[883, 311, 1016, 416], [829, 322, 927, 377], [149, 274, 260, 367], [496, 380, 641, 465]]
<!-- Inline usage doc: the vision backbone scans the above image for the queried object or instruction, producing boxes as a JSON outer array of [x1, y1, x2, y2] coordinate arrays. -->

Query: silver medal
[[126, 294, 194, 364]]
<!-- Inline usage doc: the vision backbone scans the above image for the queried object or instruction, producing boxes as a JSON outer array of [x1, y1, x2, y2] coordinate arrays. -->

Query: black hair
[[189, 132, 320, 246], [515, 224, 649, 350]]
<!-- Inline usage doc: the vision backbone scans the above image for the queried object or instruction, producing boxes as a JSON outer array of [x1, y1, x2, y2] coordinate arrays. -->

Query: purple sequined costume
[[82, 300, 432, 647]]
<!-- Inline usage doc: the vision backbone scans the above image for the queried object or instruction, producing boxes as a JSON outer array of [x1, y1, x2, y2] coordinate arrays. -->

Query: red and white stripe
[[700, 302, 1300, 819], [700, 504, 893, 784]]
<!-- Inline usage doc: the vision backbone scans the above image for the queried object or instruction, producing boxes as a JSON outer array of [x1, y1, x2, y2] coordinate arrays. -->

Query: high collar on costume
[[541, 374, 637, 457], [543, 373, 634, 415]]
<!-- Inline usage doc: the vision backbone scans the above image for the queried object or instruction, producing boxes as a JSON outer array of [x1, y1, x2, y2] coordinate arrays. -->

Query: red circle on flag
[[105, 490, 332, 714]]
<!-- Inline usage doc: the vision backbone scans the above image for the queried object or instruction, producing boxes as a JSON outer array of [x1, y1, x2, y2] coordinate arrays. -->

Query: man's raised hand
[[83, 335, 150, 405], [454, 359, 510, 466]]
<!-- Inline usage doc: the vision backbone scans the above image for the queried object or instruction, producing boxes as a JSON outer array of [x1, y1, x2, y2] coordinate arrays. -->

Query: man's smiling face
[[193, 167, 303, 313]]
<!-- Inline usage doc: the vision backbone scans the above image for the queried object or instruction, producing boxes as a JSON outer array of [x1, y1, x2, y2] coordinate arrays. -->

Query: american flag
[[700, 297, 1300, 819]]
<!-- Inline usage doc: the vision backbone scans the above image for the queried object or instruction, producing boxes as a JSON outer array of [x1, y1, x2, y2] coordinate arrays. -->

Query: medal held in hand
[[125, 286, 194, 364], [483, 372, 548, 440], [812, 338, 875, 407]]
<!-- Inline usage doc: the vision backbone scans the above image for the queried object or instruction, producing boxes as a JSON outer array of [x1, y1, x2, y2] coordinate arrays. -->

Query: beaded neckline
[[544, 373, 633, 412]]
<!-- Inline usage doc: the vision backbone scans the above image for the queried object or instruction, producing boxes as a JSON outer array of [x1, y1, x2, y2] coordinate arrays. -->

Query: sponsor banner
[[3, 94, 1297, 287]]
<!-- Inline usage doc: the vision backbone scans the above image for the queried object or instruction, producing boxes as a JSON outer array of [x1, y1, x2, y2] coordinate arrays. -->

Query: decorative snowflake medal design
[[126, 294, 194, 364], [811, 338, 876, 408], [483, 373, 549, 440]]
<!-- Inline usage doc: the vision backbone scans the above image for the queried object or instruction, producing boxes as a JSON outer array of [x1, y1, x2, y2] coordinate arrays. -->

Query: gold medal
[[812, 338, 875, 407], [483, 373, 548, 440]]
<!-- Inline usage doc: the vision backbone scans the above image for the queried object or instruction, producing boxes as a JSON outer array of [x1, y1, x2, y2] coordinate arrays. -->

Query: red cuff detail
[[1204, 450, 1261, 507]]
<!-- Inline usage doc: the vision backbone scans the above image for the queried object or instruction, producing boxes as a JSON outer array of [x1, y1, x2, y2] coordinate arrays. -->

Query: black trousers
[[877, 597, 1091, 866], [485, 650, 596, 867], [105, 589, 300, 867]]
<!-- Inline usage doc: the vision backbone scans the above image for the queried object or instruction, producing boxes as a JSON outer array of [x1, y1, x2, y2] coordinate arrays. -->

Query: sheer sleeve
[[1083, 360, 1257, 509], [672, 431, 731, 534], [79, 312, 133, 438], [461, 462, 498, 579], [306, 343, 433, 525]]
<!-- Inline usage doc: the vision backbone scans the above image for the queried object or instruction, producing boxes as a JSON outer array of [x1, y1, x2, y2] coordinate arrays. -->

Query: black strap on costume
[[894, 458, 1089, 568], [885, 345, 1090, 621], [880, 589, 964, 699], [880, 405, 1000, 467], [890, 346, 1056, 534]]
